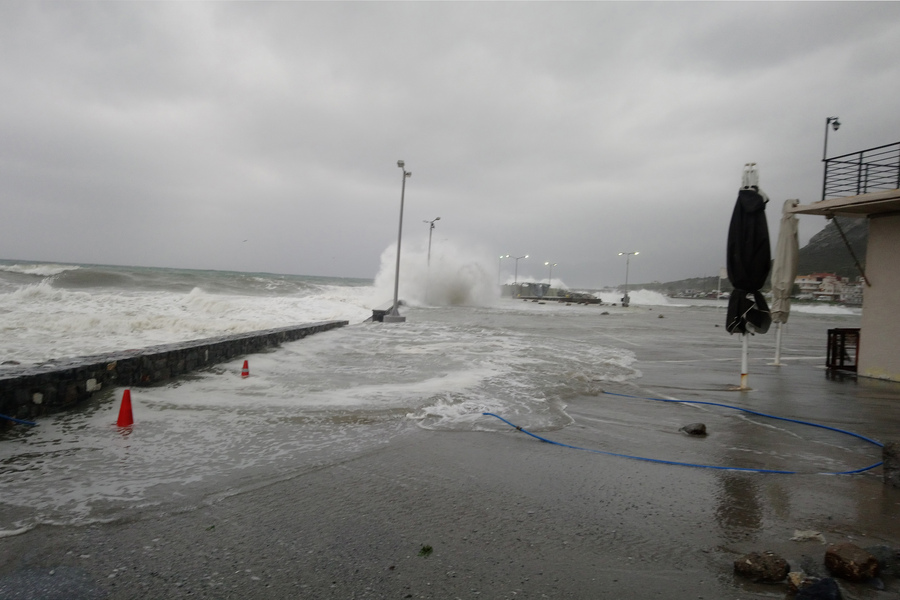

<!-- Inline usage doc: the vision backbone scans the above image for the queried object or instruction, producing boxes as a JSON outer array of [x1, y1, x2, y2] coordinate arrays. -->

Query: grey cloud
[[1, 2, 899, 285]]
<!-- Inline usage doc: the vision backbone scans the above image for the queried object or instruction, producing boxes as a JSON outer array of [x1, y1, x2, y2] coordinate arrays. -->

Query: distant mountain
[[796, 216, 868, 278], [628, 216, 869, 294]]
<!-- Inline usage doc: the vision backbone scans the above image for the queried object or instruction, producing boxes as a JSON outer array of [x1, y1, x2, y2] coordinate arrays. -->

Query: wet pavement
[[2, 301, 900, 599]]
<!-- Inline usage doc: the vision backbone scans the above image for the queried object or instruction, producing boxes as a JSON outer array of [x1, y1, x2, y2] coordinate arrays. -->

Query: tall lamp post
[[514, 255, 529, 286], [385, 160, 411, 323], [544, 262, 557, 285], [424, 217, 440, 267], [618, 251, 639, 307], [498, 254, 510, 286]]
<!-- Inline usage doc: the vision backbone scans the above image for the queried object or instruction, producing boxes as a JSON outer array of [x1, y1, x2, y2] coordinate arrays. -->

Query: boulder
[[679, 423, 707, 436], [824, 543, 878, 581], [795, 577, 842, 600], [733, 551, 789, 582]]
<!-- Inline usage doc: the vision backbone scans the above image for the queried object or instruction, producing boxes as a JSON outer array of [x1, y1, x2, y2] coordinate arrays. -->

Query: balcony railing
[[822, 141, 900, 201]]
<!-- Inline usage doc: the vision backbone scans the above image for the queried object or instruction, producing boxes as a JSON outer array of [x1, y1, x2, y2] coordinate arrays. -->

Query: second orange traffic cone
[[116, 389, 134, 427], [241, 360, 249, 378]]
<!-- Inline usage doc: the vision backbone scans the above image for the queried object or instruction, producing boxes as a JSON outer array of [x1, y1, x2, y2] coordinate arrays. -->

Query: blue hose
[[1, 413, 38, 427], [482, 391, 884, 475]]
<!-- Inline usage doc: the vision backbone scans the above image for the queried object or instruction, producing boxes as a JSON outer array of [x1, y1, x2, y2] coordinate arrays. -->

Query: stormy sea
[[0, 253, 864, 537]]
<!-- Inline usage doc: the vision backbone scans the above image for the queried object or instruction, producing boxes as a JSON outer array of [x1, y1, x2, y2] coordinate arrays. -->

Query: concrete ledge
[[517, 296, 604, 305], [0, 320, 348, 423]]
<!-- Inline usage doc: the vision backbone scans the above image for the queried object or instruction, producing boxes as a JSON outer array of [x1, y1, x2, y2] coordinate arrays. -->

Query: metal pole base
[[740, 333, 750, 390], [383, 314, 406, 323]]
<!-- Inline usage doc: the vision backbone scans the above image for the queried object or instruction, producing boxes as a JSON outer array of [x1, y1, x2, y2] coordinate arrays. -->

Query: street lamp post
[[618, 251, 639, 307], [544, 261, 557, 285], [385, 160, 411, 323], [498, 254, 509, 286], [822, 116, 840, 201], [423, 217, 440, 306], [822, 116, 841, 161], [514, 255, 528, 286], [424, 217, 440, 267]]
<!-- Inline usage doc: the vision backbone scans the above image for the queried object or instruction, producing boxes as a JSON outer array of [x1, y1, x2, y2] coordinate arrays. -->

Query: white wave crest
[[0, 282, 376, 366], [0, 263, 80, 277], [792, 303, 860, 316]]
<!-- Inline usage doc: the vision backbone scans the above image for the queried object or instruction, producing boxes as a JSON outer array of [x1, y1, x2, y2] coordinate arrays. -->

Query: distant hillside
[[630, 216, 868, 293], [796, 216, 868, 278]]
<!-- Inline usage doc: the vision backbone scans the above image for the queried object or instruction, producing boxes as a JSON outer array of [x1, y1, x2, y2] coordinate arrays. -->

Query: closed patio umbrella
[[770, 199, 800, 365], [726, 163, 772, 390]]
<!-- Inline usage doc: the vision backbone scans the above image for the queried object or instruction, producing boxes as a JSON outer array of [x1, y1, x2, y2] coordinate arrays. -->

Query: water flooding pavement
[[2, 301, 900, 599]]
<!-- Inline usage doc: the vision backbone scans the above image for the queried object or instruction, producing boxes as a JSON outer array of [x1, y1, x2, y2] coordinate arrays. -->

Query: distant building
[[793, 272, 860, 303], [840, 277, 864, 306], [795, 272, 838, 300]]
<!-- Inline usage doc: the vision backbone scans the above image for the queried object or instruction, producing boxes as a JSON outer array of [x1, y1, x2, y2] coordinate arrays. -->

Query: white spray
[[373, 239, 499, 307]]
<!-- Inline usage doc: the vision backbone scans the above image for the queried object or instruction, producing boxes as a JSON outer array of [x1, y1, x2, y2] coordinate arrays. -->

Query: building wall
[[859, 213, 900, 381]]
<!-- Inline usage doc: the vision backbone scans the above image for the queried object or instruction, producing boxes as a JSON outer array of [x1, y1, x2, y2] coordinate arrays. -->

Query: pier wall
[[0, 320, 348, 423]]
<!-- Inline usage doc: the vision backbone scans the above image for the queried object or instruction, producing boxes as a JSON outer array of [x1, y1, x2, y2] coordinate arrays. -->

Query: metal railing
[[822, 141, 900, 201]]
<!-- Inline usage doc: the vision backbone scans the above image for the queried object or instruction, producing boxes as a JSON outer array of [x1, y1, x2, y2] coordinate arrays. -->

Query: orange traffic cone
[[117, 389, 134, 427], [241, 360, 249, 378]]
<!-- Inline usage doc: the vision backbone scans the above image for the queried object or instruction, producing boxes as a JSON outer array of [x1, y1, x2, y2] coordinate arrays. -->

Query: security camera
[[397, 160, 404, 168]]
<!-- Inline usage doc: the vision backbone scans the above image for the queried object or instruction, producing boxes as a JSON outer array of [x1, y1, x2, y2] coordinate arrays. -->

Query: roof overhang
[[791, 188, 900, 218]]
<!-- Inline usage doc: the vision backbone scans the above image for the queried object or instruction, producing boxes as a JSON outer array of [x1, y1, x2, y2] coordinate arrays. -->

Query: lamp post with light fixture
[[385, 160, 411, 323], [498, 254, 510, 286], [822, 116, 841, 202], [424, 217, 440, 267], [423, 217, 440, 306], [514, 254, 528, 288], [618, 251, 639, 307], [544, 261, 557, 285], [822, 116, 840, 161]]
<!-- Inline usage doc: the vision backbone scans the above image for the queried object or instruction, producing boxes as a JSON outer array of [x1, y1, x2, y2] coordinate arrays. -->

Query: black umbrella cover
[[726, 187, 772, 334]]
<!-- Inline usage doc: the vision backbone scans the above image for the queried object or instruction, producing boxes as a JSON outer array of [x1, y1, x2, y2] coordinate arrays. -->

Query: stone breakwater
[[0, 320, 348, 423]]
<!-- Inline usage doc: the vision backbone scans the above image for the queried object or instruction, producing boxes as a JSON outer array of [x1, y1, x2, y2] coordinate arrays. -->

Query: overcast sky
[[2, 2, 899, 288]]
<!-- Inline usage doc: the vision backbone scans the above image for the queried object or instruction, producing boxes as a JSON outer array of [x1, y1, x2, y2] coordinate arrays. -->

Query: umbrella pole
[[740, 333, 750, 390], [774, 322, 783, 366], [717, 267, 727, 314]]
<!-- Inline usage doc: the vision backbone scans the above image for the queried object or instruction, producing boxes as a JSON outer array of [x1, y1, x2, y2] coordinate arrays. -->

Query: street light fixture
[[514, 255, 529, 286], [618, 251, 639, 307], [822, 116, 841, 161], [544, 261, 557, 285], [424, 217, 440, 267], [498, 254, 510, 286], [385, 160, 411, 323]]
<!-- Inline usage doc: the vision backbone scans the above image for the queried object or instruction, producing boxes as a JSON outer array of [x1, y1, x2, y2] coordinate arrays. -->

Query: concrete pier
[[0, 320, 348, 423]]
